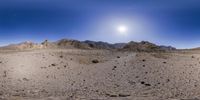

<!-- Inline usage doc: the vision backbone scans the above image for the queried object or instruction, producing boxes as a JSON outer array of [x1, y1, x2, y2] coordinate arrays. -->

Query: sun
[[117, 25, 128, 34]]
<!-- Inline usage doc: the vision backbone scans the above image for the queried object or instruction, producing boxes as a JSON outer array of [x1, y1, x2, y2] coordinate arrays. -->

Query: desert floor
[[0, 49, 200, 100]]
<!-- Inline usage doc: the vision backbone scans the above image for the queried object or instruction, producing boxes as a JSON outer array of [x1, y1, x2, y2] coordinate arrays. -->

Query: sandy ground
[[0, 49, 200, 100]]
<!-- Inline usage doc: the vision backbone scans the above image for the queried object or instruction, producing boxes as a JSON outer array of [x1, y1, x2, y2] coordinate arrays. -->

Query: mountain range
[[0, 39, 176, 52]]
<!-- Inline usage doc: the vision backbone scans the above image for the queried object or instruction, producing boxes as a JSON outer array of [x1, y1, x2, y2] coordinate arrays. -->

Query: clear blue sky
[[0, 0, 200, 48]]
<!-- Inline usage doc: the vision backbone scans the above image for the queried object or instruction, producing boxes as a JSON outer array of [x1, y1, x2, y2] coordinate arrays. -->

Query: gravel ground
[[0, 49, 200, 100]]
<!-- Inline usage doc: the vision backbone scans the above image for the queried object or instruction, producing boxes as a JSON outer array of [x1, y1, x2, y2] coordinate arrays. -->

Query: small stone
[[51, 64, 56, 66], [0, 91, 3, 95], [192, 56, 195, 58], [106, 93, 118, 97], [92, 59, 99, 63], [23, 78, 29, 81], [112, 66, 117, 70], [144, 83, 151, 86], [141, 81, 145, 84], [119, 93, 131, 97], [3, 71, 7, 77], [181, 98, 199, 100], [60, 55, 63, 58], [166, 79, 170, 82]]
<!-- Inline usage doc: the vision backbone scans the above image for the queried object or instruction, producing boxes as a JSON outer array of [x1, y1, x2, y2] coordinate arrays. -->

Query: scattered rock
[[144, 83, 151, 86], [112, 66, 117, 70], [92, 59, 99, 63], [128, 80, 135, 85], [41, 66, 47, 69], [106, 93, 118, 97], [0, 91, 3, 95], [119, 93, 131, 97], [40, 89, 48, 94], [192, 56, 195, 58], [109, 94, 118, 97], [23, 78, 29, 81], [59, 55, 63, 58], [141, 81, 145, 84], [3, 71, 7, 77], [51, 64, 56, 66], [140, 81, 151, 86], [166, 79, 170, 82], [181, 98, 199, 100]]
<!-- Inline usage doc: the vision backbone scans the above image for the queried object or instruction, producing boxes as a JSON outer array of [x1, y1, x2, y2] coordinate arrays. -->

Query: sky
[[0, 0, 200, 48]]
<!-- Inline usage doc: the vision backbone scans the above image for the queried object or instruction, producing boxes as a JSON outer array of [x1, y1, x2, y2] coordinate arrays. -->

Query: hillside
[[0, 39, 176, 52]]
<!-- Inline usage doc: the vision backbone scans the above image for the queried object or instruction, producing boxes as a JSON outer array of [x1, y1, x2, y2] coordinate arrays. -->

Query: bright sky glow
[[118, 25, 127, 34]]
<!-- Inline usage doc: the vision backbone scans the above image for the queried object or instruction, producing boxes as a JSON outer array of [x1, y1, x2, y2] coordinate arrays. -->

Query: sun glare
[[117, 25, 128, 35]]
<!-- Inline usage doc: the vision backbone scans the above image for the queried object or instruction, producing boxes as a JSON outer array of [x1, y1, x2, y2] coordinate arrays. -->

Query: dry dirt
[[0, 49, 200, 100]]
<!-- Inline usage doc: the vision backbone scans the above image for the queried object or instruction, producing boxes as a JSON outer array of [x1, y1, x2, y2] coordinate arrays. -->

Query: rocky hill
[[0, 41, 43, 50], [122, 41, 175, 52], [56, 39, 90, 49], [0, 39, 176, 52], [83, 40, 115, 49]]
